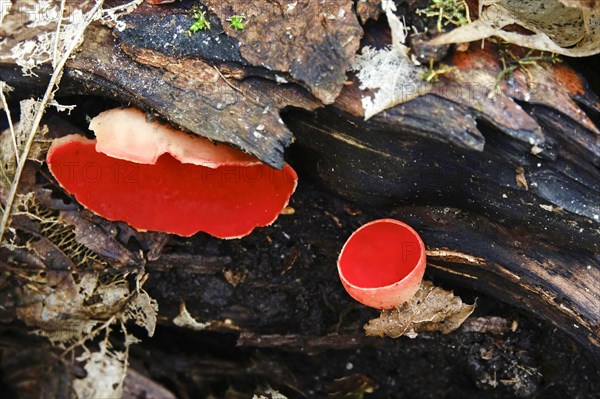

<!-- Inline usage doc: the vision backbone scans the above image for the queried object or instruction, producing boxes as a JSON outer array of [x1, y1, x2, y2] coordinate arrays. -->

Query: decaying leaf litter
[[0, 0, 599, 397], [364, 281, 476, 338], [0, 1, 158, 398], [430, 0, 600, 57]]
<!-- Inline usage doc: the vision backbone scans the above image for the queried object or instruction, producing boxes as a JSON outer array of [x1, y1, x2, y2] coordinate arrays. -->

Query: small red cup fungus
[[337, 219, 426, 309]]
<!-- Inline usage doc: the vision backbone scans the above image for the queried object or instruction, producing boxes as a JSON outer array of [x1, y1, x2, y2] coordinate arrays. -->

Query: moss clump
[[188, 9, 211, 35], [228, 15, 246, 30], [416, 0, 470, 32]]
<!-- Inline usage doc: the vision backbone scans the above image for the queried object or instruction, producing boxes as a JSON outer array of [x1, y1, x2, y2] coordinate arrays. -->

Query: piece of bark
[[461, 316, 517, 335], [202, 0, 363, 104], [123, 368, 177, 399], [137, 198, 599, 354], [285, 81, 600, 255], [73, 23, 318, 169], [339, 44, 599, 148], [3, 3, 596, 168], [237, 332, 382, 353], [0, 4, 319, 168]]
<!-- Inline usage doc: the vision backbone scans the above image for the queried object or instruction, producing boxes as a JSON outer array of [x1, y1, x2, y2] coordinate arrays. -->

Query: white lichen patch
[[350, 0, 426, 119]]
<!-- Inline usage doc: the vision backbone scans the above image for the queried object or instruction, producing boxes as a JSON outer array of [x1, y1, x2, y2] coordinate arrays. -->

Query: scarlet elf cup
[[337, 219, 427, 309], [46, 108, 297, 239]]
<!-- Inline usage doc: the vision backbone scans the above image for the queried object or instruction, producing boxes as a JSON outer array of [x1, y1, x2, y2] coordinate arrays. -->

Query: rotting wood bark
[[0, 0, 597, 350], [0, 0, 599, 396]]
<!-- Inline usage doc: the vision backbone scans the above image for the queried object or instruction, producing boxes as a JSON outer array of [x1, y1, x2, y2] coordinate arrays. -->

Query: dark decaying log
[[1, 0, 599, 396], [2, 180, 599, 397]]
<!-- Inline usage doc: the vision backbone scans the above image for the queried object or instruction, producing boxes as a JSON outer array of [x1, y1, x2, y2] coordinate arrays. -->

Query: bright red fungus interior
[[47, 136, 297, 238], [339, 221, 422, 288]]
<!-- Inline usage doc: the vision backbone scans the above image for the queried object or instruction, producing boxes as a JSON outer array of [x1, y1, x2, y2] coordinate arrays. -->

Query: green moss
[[490, 45, 561, 97], [188, 9, 210, 35], [228, 15, 246, 30], [420, 59, 457, 83], [416, 0, 470, 32]]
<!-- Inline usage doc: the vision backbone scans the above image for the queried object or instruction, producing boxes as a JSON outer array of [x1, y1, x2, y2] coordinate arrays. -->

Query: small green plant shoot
[[416, 0, 470, 32], [228, 15, 246, 30], [188, 9, 210, 35]]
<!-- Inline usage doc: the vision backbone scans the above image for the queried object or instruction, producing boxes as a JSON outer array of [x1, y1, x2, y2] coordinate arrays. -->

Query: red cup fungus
[[46, 108, 298, 238], [337, 219, 426, 309]]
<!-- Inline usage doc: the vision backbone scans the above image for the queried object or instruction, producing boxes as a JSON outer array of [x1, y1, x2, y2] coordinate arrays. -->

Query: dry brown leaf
[[72, 341, 127, 399], [126, 289, 158, 337], [364, 280, 476, 338], [173, 302, 211, 331], [5, 194, 155, 344], [430, 0, 600, 57], [16, 271, 107, 345], [59, 209, 142, 267]]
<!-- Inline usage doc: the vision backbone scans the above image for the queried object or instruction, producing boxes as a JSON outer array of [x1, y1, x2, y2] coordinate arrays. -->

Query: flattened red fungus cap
[[337, 219, 426, 309], [46, 108, 298, 238]]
